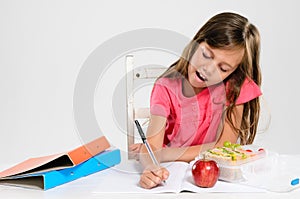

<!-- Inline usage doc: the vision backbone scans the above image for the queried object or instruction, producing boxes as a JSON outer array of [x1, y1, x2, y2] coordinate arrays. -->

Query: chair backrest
[[125, 55, 166, 159]]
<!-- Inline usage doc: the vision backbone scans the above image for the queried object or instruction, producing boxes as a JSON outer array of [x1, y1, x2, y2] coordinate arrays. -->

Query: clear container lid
[[240, 153, 300, 192]]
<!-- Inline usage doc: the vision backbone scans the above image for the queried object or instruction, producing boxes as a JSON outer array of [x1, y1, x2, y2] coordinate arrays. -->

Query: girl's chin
[[190, 79, 207, 88]]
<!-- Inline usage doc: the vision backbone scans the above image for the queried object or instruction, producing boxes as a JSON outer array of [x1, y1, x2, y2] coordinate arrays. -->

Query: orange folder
[[0, 136, 110, 178]]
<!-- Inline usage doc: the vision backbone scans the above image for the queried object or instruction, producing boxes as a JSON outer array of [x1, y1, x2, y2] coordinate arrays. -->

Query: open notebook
[[91, 160, 265, 193], [91, 151, 300, 193]]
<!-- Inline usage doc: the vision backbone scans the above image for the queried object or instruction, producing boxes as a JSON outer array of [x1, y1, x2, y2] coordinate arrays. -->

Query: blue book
[[0, 149, 121, 190]]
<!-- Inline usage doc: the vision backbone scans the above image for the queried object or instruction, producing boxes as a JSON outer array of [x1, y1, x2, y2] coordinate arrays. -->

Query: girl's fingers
[[139, 167, 169, 189], [140, 170, 161, 189], [129, 143, 142, 152], [151, 167, 169, 181], [129, 143, 142, 161]]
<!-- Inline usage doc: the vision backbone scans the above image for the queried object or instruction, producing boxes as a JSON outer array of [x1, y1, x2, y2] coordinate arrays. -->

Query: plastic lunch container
[[201, 145, 300, 192], [202, 145, 266, 183]]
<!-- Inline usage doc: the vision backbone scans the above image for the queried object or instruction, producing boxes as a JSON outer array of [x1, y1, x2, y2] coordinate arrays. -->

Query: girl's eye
[[201, 47, 212, 59], [219, 67, 228, 72], [202, 52, 211, 59]]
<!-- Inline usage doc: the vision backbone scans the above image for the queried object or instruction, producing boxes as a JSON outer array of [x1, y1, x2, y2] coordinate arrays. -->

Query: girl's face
[[188, 42, 244, 93]]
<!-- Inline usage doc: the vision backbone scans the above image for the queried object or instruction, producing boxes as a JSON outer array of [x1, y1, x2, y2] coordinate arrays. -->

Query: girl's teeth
[[196, 71, 206, 81], [200, 73, 205, 80]]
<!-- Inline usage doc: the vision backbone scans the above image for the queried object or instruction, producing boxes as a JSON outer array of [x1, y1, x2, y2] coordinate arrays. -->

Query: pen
[[134, 120, 166, 184]]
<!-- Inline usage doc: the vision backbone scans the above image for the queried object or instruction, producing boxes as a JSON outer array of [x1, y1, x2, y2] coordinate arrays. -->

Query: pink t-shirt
[[150, 77, 262, 148]]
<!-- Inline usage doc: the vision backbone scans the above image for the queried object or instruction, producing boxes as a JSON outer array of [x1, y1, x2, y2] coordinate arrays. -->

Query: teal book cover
[[0, 149, 121, 190]]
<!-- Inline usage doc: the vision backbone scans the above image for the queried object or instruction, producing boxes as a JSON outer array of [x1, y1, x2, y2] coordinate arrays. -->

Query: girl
[[130, 12, 262, 189]]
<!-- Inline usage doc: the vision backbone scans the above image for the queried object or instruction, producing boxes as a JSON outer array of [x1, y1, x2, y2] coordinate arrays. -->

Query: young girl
[[130, 12, 262, 189]]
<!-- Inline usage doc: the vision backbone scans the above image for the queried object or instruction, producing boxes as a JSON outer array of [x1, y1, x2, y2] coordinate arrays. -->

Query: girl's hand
[[139, 165, 169, 189], [129, 143, 143, 160]]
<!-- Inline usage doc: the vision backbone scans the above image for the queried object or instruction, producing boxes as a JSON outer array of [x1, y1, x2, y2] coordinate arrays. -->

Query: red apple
[[192, 159, 220, 188]]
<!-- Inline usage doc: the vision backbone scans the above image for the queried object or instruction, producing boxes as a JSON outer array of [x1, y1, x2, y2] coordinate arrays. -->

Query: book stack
[[0, 136, 121, 190]]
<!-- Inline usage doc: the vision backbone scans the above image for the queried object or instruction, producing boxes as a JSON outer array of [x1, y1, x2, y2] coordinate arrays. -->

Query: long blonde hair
[[160, 12, 261, 145]]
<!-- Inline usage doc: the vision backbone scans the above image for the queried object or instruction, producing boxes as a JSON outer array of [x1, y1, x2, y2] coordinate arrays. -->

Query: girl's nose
[[202, 62, 216, 76]]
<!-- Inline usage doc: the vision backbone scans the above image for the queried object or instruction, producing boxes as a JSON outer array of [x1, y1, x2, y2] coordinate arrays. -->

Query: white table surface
[[1, 158, 300, 199], [1, 185, 300, 199]]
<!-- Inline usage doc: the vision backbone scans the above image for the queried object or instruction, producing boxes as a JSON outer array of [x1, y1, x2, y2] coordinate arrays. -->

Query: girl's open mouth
[[196, 71, 207, 81]]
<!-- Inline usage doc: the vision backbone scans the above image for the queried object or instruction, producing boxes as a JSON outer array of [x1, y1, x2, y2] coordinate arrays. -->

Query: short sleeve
[[235, 78, 262, 105], [150, 80, 171, 118]]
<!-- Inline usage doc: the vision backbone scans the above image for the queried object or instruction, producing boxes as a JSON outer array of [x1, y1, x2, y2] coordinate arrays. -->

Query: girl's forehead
[[201, 41, 243, 52]]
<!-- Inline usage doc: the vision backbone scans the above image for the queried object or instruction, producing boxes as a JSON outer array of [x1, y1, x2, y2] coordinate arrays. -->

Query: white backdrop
[[0, 0, 299, 166]]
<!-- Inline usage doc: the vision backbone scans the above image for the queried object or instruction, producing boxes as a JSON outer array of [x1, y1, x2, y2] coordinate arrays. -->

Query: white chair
[[125, 55, 166, 159]]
